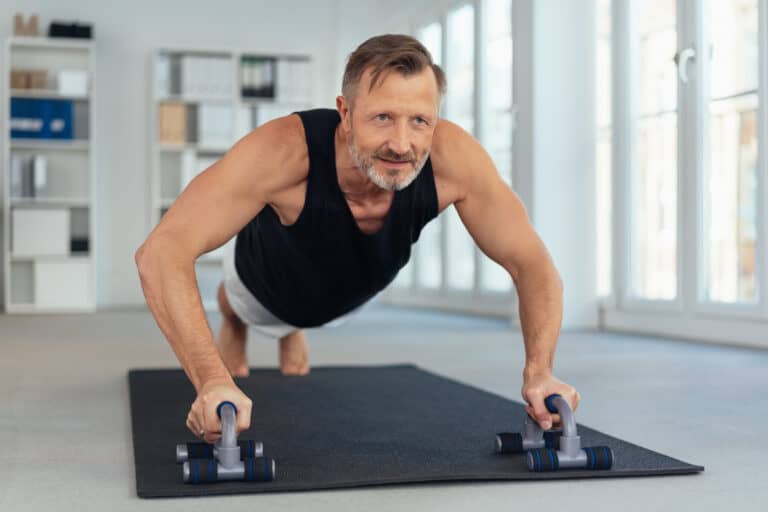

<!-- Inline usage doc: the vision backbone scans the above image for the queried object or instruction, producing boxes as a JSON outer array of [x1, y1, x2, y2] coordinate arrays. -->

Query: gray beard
[[347, 136, 430, 191]]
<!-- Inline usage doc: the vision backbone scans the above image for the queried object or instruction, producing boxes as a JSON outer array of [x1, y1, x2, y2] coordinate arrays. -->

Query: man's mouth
[[377, 157, 412, 167]]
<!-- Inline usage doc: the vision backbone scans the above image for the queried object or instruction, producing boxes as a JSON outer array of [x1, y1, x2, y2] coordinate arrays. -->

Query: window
[[596, 0, 612, 298], [480, 0, 514, 293], [392, 1, 515, 312], [444, 4, 477, 291], [629, 0, 678, 301], [702, 0, 760, 303]]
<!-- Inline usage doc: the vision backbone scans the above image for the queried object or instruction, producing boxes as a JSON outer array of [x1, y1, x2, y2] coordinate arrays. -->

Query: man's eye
[[376, 114, 389, 121], [415, 117, 426, 124]]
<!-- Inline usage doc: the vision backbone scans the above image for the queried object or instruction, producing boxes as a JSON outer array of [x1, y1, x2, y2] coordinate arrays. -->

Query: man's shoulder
[[231, 113, 309, 199], [430, 119, 480, 201]]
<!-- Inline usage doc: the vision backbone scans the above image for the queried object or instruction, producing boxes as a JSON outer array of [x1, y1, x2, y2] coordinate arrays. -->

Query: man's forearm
[[136, 238, 231, 391], [514, 261, 564, 377]]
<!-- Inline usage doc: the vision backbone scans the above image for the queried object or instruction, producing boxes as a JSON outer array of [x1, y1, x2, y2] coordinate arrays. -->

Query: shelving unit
[[148, 47, 313, 310], [2, 36, 97, 313]]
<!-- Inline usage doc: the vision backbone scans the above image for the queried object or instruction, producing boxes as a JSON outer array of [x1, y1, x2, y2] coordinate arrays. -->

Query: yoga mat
[[128, 364, 703, 498]]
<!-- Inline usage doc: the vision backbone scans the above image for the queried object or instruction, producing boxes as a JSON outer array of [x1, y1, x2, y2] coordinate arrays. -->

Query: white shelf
[[3, 36, 97, 313], [9, 36, 93, 51], [6, 304, 95, 314], [11, 197, 91, 207], [10, 139, 90, 151], [11, 254, 91, 263], [158, 95, 232, 104], [11, 89, 90, 100], [240, 97, 279, 105]]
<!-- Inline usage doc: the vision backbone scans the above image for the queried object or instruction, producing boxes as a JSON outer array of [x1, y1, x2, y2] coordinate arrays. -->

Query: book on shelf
[[10, 154, 49, 197], [156, 53, 230, 98], [73, 101, 90, 139], [197, 103, 233, 148], [158, 102, 187, 145], [234, 104, 257, 139], [241, 56, 276, 98], [155, 53, 171, 98], [180, 55, 232, 98], [276, 58, 312, 104], [10, 98, 74, 140]]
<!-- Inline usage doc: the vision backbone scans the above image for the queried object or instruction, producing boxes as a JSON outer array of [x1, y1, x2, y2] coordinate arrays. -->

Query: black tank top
[[234, 108, 439, 328]]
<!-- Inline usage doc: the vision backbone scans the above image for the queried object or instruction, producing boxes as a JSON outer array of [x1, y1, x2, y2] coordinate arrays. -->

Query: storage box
[[35, 260, 91, 308], [12, 208, 70, 256], [28, 70, 49, 90], [10, 70, 29, 89], [57, 69, 89, 97]]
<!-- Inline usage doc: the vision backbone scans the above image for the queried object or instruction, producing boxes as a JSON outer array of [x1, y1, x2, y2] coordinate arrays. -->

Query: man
[[136, 34, 580, 444]]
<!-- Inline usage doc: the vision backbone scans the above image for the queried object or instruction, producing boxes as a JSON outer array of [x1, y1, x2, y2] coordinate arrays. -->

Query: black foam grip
[[188, 459, 218, 483], [243, 457, 275, 482], [239, 440, 259, 458], [186, 440, 259, 460], [186, 442, 214, 459], [583, 446, 614, 470], [495, 432, 524, 454], [543, 430, 562, 449], [527, 448, 559, 472]]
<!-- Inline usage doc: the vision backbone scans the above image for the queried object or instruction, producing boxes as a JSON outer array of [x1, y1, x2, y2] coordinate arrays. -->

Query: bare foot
[[217, 284, 249, 378], [279, 330, 310, 376]]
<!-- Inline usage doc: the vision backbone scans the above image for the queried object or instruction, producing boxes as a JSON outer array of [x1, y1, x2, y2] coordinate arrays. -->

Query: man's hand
[[186, 378, 253, 444], [521, 369, 580, 430]]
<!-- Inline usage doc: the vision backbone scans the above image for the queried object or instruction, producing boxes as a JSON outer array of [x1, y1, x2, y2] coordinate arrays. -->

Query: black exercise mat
[[129, 364, 703, 498]]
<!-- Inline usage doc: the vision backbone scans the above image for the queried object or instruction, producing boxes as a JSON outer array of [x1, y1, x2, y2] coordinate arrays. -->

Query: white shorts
[[222, 240, 359, 340]]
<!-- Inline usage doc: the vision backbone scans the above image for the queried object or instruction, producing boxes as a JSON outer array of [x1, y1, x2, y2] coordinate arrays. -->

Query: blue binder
[[10, 98, 74, 140]]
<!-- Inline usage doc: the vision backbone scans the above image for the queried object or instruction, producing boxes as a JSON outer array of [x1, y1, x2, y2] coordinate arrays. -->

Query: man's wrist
[[523, 363, 552, 379], [192, 362, 234, 392]]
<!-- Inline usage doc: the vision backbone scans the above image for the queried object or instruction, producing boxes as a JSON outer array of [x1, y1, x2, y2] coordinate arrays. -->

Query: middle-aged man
[[136, 34, 580, 444]]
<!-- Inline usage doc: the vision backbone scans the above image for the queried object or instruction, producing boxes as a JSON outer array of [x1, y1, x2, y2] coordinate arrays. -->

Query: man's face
[[338, 67, 440, 191]]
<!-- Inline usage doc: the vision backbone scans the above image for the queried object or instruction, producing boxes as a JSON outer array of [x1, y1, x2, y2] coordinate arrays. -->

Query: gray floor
[[0, 304, 765, 511]]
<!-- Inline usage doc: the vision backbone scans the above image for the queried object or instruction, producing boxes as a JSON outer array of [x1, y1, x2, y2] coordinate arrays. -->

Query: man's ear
[[336, 95, 352, 131]]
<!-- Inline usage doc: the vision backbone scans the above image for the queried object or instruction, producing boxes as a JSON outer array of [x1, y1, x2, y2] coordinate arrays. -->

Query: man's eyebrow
[[363, 109, 434, 120]]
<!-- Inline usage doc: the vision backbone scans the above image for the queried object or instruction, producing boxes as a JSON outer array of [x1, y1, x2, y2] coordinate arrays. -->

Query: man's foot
[[217, 283, 249, 378], [279, 330, 310, 376]]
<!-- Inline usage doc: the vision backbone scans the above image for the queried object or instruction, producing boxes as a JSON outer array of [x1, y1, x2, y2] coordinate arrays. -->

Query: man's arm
[[134, 114, 306, 438], [432, 120, 579, 428]]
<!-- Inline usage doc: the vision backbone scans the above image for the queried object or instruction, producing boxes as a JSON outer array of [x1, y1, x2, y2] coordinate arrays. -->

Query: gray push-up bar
[[496, 394, 614, 472], [180, 401, 276, 483]]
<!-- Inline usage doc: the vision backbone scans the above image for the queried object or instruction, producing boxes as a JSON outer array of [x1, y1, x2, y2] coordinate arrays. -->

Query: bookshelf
[[148, 47, 313, 310], [2, 36, 96, 313]]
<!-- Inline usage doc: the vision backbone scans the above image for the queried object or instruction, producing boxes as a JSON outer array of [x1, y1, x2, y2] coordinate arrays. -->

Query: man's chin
[[369, 169, 411, 191]]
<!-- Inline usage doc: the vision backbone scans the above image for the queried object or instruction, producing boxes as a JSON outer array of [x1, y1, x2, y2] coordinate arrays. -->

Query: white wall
[[514, 0, 598, 327], [1, 0, 339, 306]]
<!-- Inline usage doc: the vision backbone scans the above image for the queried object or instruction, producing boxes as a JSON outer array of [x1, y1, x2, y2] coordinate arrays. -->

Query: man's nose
[[388, 123, 411, 157]]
